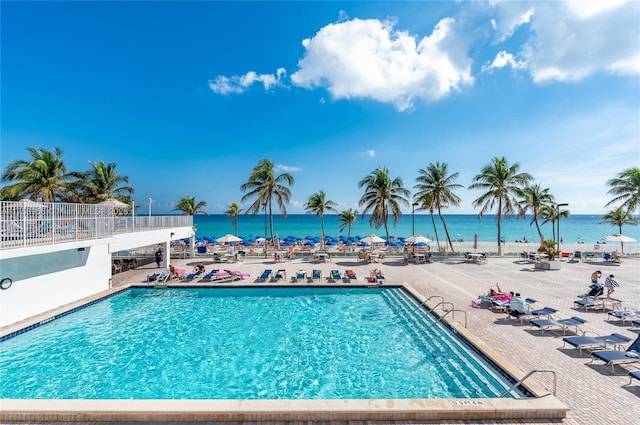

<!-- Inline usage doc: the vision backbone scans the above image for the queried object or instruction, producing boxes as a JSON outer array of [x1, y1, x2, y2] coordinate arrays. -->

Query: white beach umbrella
[[405, 235, 432, 244], [98, 198, 129, 208], [216, 234, 243, 244], [360, 234, 386, 245], [601, 234, 636, 254]]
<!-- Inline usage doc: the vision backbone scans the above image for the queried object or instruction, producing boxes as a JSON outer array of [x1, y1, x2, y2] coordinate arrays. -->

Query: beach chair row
[[254, 269, 385, 284]]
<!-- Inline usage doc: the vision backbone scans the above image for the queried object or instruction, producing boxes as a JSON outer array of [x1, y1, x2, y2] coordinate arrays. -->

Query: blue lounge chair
[[272, 269, 286, 282], [590, 334, 640, 372], [509, 306, 558, 325], [182, 269, 204, 282], [293, 270, 306, 282], [632, 319, 640, 329], [529, 316, 587, 335], [200, 269, 220, 282], [607, 308, 640, 325], [328, 270, 341, 283], [311, 269, 321, 282], [563, 333, 632, 356], [628, 370, 640, 385], [574, 297, 622, 311], [257, 269, 272, 283], [344, 270, 356, 283]]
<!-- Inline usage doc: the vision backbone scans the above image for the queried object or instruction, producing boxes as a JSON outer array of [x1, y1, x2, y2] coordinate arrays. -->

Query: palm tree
[[518, 183, 555, 244], [225, 202, 242, 236], [601, 207, 638, 253], [304, 190, 337, 250], [74, 160, 134, 203], [337, 208, 359, 255], [605, 167, 640, 213], [1, 146, 73, 202], [468, 157, 533, 255], [240, 158, 294, 241], [414, 162, 463, 252], [173, 196, 207, 215], [358, 166, 410, 245], [539, 204, 569, 242]]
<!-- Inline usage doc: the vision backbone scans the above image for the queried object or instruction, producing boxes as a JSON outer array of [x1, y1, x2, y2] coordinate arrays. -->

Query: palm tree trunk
[[497, 198, 503, 256], [320, 215, 325, 250], [438, 208, 455, 253], [533, 217, 544, 243], [430, 209, 441, 252]]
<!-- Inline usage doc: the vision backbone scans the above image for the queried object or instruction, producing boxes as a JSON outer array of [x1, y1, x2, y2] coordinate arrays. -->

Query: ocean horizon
[[191, 214, 639, 245]]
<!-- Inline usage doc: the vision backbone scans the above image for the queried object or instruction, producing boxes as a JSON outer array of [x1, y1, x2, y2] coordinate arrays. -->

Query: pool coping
[[0, 282, 569, 422]]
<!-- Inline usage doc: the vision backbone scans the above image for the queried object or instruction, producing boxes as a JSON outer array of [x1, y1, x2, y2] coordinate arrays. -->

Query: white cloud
[[209, 68, 286, 94], [490, 1, 640, 83], [363, 149, 376, 158], [276, 164, 302, 173], [290, 17, 474, 111], [482, 50, 526, 72]]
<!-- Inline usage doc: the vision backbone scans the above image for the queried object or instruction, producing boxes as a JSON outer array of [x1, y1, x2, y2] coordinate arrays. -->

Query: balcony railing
[[0, 201, 193, 250]]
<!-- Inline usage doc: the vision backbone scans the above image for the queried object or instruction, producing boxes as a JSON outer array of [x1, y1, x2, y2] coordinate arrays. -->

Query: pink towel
[[471, 299, 479, 308]]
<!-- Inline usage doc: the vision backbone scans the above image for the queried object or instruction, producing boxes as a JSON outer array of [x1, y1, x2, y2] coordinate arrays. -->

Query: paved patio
[[6, 252, 639, 424]]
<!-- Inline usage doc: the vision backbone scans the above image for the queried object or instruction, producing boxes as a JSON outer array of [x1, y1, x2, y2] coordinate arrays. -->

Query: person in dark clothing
[[154, 247, 163, 267]]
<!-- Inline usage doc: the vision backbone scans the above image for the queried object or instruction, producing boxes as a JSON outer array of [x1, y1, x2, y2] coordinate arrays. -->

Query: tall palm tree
[[173, 196, 208, 215], [1, 146, 73, 202], [601, 207, 638, 253], [358, 166, 410, 245], [304, 190, 337, 250], [517, 183, 555, 244], [605, 167, 640, 214], [337, 208, 359, 255], [240, 158, 294, 241], [225, 202, 242, 236], [539, 204, 569, 242], [75, 160, 134, 203], [414, 162, 463, 252], [468, 157, 532, 255]]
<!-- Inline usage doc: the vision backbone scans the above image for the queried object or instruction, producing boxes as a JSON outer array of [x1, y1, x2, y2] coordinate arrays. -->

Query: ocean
[[193, 214, 639, 245]]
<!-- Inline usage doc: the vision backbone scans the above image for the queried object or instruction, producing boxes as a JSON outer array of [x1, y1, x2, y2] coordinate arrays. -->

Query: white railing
[[0, 201, 192, 250]]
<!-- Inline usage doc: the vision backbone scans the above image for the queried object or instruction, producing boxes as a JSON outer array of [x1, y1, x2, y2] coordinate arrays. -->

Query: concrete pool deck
[[2, 252, 639, 424]]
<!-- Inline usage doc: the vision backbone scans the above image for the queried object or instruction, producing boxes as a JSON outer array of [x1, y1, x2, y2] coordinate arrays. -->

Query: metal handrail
[[499, 369, 557, 398], [410, 295, 443, 313], [431, 301, 454, 312]]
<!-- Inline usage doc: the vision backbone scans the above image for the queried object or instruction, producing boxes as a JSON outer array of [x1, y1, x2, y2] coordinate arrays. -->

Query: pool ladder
[[500, 369, 557, 398], [412, 296, 468, 328]]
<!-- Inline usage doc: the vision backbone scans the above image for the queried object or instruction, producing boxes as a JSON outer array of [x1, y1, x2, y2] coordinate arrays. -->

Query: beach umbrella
[[601, 234, 636, 253], [98, 198, 129, 208], [405, 235, 432, 245], [360, 234, 386, 244], [216, 234, 243, 244]]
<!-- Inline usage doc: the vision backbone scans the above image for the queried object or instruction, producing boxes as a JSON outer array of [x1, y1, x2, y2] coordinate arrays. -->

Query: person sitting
[[591, 270, 602, 284], [169, 264, 177, 279], [508, 293, 527, 314]]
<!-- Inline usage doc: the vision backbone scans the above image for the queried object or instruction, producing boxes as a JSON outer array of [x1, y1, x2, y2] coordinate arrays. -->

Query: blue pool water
[[0, 287, 524, 400]]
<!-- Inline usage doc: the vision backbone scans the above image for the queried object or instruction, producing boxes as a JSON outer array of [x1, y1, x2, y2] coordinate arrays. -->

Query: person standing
[[604, 274, 619, 297], [154, 246, 163, 268]]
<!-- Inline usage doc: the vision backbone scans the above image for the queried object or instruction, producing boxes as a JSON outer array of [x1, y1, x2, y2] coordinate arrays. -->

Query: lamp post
[[556, 203, 568, 253], [412, 202, 418, 236], [262, 202, 267, 258], [148, 198, 152, 219]]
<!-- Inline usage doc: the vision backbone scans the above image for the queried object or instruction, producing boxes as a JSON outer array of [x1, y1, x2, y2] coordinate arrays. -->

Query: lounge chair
[[271, 269, 286, 282], [182, 269, 205, 282], [508, 306, 558, 325], [344, 270, 357, 283], [574, 296, 622, 311], [562, 333, 632, 356], [628, 370, 640, 385], [607, 308, 640, 325], [529, 316, 587, 335], [311, 269, 321, 283], [590, 334, 640, 372], [327, 269, 341, 283], [199, 269, 220, 282], [257, 269, 272, 283], [292, 270, 306, 283], [632, 319, 640, 329], [570, 251, 583, 262], [226, 270, 250, 280], [148, 268, 170, 283]]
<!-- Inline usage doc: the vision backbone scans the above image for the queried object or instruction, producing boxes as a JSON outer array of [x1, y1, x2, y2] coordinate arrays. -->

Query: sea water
[[194, 214, 639, 244]]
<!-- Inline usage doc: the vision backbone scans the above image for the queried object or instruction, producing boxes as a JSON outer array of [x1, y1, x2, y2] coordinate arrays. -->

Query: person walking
[[154, 246, 163, 268], [604, 274, 619, 297]]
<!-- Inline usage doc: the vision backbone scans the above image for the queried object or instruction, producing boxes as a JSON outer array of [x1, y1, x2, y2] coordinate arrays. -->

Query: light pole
[[556, 203, 568, 253], [262, 202, 267, 258], [412, 202, 418, 236], [148, 198, 152, 219]]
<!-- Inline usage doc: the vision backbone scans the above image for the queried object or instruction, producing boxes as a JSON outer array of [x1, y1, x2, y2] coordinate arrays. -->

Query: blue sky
[[2, 1, 639, 215]]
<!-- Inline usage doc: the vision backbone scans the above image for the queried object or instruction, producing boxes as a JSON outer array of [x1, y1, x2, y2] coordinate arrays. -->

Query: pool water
[[0, 287, 524, 400]]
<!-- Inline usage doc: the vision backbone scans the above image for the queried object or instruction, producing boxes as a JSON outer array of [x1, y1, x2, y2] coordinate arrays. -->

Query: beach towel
[[604, 276, 619, 291], [471, 299, 479, 309]]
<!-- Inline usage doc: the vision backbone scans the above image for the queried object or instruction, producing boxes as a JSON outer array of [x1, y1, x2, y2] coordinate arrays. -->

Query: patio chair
[[344, 270, 356, 283], [292, 270, 306, 283], [199, 269, 220, 282], [508, 306, 558, 325], [311, 269, 321, 283], [570, 251, 583, 262], [256, 269, 272, 283], [271, 269, 286, 282], [328, 269, 341, 283], [590, 334, 640, 372], [562, 333, 632, 356], [529, 316, 587, 335], [607, 308, 640, 325], [628, 370, 640, 385]]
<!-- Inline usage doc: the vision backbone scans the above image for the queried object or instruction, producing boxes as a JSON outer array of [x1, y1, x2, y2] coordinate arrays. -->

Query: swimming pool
[[0, 285, 568, 421], [1, 286, 523, 400]]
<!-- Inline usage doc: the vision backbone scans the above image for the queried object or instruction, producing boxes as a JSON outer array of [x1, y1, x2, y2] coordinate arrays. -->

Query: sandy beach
[[105, 250, 640, 425]]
